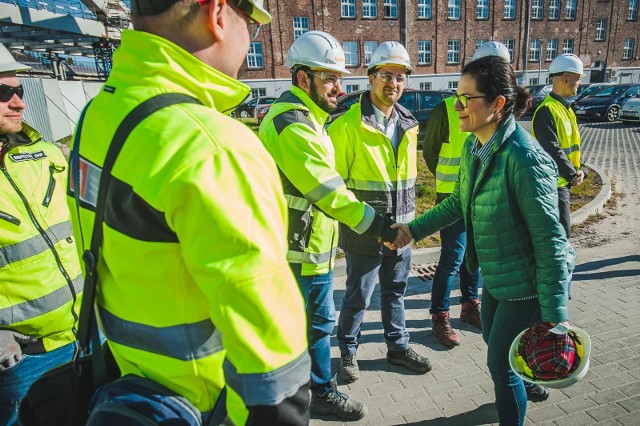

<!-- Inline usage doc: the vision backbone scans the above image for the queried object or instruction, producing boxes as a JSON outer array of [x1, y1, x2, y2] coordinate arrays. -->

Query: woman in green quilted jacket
[[391, 56, 572, 425]]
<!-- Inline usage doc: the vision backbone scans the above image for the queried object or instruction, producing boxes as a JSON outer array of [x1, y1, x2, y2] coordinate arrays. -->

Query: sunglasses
[[199, 0, 261, 39], [0, 84, 24, 102], [373, 72, 407, 85], [453, 94, 489, 109]]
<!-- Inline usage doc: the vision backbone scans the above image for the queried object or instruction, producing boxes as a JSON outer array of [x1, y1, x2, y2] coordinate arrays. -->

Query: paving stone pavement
[[311, 119, 640, 425]]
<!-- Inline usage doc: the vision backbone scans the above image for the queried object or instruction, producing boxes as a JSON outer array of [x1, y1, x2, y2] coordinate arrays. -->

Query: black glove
[[377, 214, 399, 244]]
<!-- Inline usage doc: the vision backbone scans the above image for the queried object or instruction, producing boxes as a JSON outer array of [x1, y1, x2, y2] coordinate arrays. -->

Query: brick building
[[238, 0, 640, 96]]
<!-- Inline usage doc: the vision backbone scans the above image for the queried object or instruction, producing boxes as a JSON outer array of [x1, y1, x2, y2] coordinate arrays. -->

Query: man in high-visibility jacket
[[0, 43, 83, 425], [66, 1, 310, 424], [328, 41, 433, 385], [532, 53, 588, 237], [259, 31, 408, 421]]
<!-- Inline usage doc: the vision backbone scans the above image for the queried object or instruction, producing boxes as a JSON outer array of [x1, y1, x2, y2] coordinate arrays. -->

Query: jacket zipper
[[42, 164, 65, 207]]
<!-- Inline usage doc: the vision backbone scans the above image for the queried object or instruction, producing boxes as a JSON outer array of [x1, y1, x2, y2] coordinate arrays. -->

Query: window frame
[[503, 0, 516, 19], [549, 0, 560, 20], [546, 39, 558, 61], [417, 0, 432, 19], [292, 16, 309, 40], [383, 0, 398, 18], [363, 41, 379, 65], [562, 38, 574, 54], [448, 0, 461, 20], [503, 39, 515, 62], [529, 39, 542, 62], [362, 0, 378, 18], [476, 0, 489, 20], [418, 40, 432, 65], [447, 39, 461, 64], [623, 38, 635, 59], [629, 0, 638, 20], [246, 42, 264, 69], [565, 0, 577, 20], [595, 18, 607, 41], [343, 41, 359, 67], [531, 0, 543, 20], [341, 0, 356, 18]]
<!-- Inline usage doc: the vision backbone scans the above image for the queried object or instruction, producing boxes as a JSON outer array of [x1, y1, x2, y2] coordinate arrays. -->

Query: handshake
[[384, 223, 413, 250]]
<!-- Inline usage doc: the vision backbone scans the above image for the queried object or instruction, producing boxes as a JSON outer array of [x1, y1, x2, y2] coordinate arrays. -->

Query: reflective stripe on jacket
[[1, 124, 82, 351], [328, 92, 418, 255], [532, 95, 581, 187], [436, 97, 470, 194], [67, 30, 309, 422]]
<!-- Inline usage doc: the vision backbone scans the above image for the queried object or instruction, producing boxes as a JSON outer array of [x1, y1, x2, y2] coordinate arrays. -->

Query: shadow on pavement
[[573, 255, 640, 280], [405, 402, 499, 425]]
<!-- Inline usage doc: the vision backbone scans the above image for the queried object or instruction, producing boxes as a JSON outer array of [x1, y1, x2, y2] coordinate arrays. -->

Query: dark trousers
[[558, 185, 571, 238]]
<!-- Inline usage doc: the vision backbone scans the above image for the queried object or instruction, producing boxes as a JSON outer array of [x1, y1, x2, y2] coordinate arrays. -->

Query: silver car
[[619, 96, 640, 123]]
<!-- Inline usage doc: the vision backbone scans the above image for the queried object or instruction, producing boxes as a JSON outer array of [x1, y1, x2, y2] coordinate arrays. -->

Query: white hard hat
[[0, 43, 30, 73], [368, 41, 412, 73], [471, 41, 511, 63], [286, 31, 350, 74], [509, 325, 591, 389], [549, 53, 585, 76]]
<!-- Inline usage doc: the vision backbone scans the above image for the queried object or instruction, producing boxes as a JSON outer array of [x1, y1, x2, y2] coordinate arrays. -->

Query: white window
[[384, 0, 398, 18], [529, 77, 539, 85], [448, 0, 461, 19], [503, 39, 515, 62], [563, 38, 574, 54], [251, 88, 267, 98], [549, 0, 560, 19], [476, 0, 489, 19], [447, 40, 461, 63], [504, 0, 516, 19], [448, 80, 458, 90], [546, 39, 558, 61], [529, 39, 541, 62], [293, 17, 309, 39], [531, 0, 543, 19], [418, 40, 432, 64], [341, 0, 356, 17], [364, 41, 379, 65], [623, 38, 635, 59], [418, 0, 432, 19], [565, 0, 576, 20], [630, 0, 638, 20], [595, 19, 607, 41], [363, 0, 377, 18], [345, 84, 360, 93], [343, 41, 359, 66], [247, 42, 264, 69], [420, 81, 432, 90], [476, 39, 488, 50]]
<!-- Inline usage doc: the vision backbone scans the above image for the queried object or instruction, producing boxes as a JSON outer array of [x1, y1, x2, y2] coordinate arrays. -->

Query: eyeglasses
[[0, 84, 24, 102], [453, 94, 489, 109], [307, 71, 342, 87], [227, 0, 261, 39], [373, 72, 407, 85]]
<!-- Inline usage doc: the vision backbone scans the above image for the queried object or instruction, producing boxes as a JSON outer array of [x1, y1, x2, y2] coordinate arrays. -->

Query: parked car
[[573, 84, 640, 122], [232, 96, 277, 118], [568, 82, 614, 104], [524, 84, 552, 114], [256, 103, 272, 124], [619, 96, 640, 123]]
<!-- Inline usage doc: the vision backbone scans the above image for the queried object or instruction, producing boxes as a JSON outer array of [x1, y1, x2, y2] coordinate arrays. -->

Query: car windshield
[[580, 85, 609, 97], [594, 86, 629, 97]]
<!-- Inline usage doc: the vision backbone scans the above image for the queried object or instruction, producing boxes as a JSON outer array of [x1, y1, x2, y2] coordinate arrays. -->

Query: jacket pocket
[[0, 210, 20, 226], [42, 164, 65, 207]]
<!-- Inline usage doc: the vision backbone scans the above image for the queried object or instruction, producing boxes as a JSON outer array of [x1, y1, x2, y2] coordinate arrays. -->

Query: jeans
[[430, 218, 480, 313], [0, 341, 76, 425], [481, 290, 541, 426], [294, 270, 335, 397], [337, 248, 411, 356], [558, 186, 571, 238]]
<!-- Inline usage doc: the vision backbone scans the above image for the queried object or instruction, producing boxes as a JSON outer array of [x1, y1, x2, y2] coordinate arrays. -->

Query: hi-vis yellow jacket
[[436, 97, 470, 194], [328, 92, 418, 255], [67, 30, 309, 424], [259, 86, 396, 276], [1, 124, 82, 351]]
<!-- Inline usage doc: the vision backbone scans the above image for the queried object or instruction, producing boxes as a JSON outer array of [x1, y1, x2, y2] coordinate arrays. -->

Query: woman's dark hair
[[461, 56, 531, 121]]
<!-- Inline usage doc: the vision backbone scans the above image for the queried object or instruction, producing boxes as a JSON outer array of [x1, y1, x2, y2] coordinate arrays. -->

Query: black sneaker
[[310, 376, 368, 420], [387, 347, 433, 374], [340, 353, 360, 383], [526, 383, 550, 402]]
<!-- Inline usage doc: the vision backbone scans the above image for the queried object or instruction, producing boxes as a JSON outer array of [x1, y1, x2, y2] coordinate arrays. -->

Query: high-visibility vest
[[532, 95, 581, 187], [1, 124, 82, 352], [435, 97, 470, 194]]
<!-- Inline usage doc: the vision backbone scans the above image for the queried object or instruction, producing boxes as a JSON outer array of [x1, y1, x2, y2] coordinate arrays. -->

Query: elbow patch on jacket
[[273, 110, 314, 136]]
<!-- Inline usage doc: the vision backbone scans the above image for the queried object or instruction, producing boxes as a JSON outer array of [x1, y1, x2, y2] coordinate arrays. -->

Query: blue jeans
[[337, 248, 411, 356], [0, 341, 76, 425], [430, 218, 480, 313], [481, 290, 541, 426], [294, 270, 335, 397]]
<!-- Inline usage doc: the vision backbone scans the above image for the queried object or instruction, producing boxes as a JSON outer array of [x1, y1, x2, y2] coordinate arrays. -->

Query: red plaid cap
[[517, 323, 581, 381]]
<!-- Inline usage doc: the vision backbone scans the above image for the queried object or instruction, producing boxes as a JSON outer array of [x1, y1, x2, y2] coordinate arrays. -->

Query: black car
[[232, 96, 277, 118], [573, 84, 640, 122], [524, 84, 553, 114], [568, 83, 614, 104]]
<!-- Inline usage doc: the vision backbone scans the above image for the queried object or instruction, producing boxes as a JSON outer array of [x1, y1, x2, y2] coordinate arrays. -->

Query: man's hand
[[571, 170, 585, 186], [0, 330, 23, 371], [384, 223, 413, 250]]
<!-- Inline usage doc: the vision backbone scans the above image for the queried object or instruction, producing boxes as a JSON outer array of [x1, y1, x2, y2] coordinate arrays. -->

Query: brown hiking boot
[[431, 311, 460, 348], [461, 299, 482, 330]]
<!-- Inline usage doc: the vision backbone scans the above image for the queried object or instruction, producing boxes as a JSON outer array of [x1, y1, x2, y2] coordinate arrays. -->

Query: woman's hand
[[384, 223, 413, 250]]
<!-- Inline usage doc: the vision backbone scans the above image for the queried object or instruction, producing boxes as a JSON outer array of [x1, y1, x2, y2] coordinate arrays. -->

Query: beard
[[309, 80, 337, 113]]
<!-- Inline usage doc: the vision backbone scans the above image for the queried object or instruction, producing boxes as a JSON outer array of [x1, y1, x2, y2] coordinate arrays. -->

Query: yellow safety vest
[[435, 97, 470, 194]]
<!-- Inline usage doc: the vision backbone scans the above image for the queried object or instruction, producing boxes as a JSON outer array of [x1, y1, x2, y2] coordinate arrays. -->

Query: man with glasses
[[67, 0, 310, 424], [328, 41, 432, 385], [0, 42, 84, 425], [259, 31, 408, 421]]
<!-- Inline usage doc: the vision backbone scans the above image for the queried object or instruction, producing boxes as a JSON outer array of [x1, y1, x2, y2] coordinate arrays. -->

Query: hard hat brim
[[0, 62, 31, 73]]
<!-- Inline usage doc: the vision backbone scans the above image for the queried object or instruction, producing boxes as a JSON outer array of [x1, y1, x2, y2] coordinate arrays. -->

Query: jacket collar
[[359, 91, 418, 132]]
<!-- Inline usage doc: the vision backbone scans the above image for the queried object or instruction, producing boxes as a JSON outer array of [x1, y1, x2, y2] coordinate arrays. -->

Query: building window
[[504, 0, 516, 19], [247, 42, 264, 69], [565, 0, 577, 20], [420, 81, 432, 90], [531, 0, 543, 19], [345, 84, 360, 93], [476, 0, 489, 19], [293, 17, 309, 39], [529, 77, 539, 85], [448, 80, 458, 90], [384, 0, 398, 18], [343, 41, 359, 66], [418, 40, 432, 64], [595, 19, 607, 41], [447, 40, 461, 63], [529, 39, 541, 62], [448, 0, 461, 19], [503, 39, 515, 62], [549, 0, 560, 19], [363, 0, 377, 18], [364, 41, 378, 65], [341, 0, 356, 17], [546, 39, 558, 61], [562, 38, 574, 54], [630, 0, 638, 20], [251, 88, 267, 98], [623, 38, 635, 59], [418, 0, 432, 19]]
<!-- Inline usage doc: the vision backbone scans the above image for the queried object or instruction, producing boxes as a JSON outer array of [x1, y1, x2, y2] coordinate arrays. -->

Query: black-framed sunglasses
[[197, 0, 261, 39], [453, 94, 489, 109], [0, 84, 24, 103]]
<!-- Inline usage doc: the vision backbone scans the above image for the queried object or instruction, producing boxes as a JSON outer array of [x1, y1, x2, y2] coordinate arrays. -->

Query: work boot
[[461, 298, 482, 330], [387, 347, 433, 374], [339, 353, 360, 383], [310, 376, 368, 420], [431, 311, 461, 348], [526, 383, 550, 402]]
